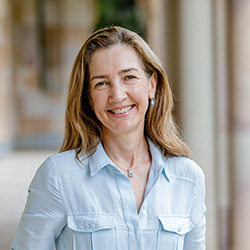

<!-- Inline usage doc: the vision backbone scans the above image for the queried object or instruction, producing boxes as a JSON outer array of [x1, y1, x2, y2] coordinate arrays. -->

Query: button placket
[[87, 223, 94, 230], [139, 203, 147, 229], [114, 170, 142, 249]]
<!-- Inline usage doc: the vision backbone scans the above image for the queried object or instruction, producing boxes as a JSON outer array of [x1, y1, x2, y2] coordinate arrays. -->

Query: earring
[[151, 97, 155, 106]]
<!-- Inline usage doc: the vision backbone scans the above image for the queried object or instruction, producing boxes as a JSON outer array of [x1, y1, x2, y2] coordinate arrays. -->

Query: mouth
[[109, 105, 134, 114]]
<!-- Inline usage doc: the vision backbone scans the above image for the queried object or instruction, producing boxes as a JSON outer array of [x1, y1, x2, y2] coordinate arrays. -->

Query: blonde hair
[[60, 26, 191, 160]]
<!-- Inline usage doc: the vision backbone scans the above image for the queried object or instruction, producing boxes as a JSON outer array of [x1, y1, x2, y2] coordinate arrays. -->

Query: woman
[[11, 26, 206, 250]]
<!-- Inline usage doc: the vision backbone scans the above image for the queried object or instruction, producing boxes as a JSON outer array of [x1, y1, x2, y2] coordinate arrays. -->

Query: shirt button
[[87, 224, 93, 229]]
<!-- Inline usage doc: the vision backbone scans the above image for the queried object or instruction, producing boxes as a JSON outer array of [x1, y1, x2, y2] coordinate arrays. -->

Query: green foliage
[[95, 0, 144, 34]]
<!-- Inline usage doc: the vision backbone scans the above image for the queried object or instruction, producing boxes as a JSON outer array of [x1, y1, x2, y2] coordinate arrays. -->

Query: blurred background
[[0, 0, 249, 249]]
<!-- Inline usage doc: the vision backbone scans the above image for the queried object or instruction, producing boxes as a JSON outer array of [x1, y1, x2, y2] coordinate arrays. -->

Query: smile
[[109, 105, 133, 114]]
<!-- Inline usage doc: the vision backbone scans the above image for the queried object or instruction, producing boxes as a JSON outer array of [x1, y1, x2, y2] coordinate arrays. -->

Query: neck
[[102, 130, 149, 167]]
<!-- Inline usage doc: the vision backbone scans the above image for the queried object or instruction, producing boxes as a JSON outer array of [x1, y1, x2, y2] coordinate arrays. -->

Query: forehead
[[88, 44, 144, 75]]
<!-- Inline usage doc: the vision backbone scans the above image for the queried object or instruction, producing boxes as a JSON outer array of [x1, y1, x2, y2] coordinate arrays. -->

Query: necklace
[[119, 152, 148, 178]]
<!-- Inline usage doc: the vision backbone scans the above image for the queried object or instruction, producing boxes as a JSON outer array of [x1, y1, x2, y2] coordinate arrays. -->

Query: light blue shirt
[[11, 139, 206, 250]]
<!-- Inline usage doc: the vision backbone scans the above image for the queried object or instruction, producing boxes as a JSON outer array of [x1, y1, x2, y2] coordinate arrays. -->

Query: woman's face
[[89, 44, 157, 137]]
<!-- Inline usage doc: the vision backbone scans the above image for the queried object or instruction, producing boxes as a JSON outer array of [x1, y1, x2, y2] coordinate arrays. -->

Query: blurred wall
[[143, 0, 250, 250], [1, 0, 250, 250], [0, 0, 96, 152], [230, 1, 250, 249], [0, 0, 13, 155]]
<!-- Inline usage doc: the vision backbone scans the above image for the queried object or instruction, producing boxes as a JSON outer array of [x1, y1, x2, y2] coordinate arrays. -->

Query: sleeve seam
[[47, 157, 66, 218]]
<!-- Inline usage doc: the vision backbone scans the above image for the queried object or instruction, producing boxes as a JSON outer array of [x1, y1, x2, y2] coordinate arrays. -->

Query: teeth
[[111, 106, 133, 114]]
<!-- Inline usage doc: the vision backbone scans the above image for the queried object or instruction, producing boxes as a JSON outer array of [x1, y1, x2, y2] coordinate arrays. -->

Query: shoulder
[[33, 150, 89, 184], [164, 156, 205, 185]]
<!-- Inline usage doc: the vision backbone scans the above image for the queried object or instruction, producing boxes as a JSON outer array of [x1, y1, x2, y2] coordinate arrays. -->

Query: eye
[[94, 81, 108, 88], [124, 75, 136, 81]]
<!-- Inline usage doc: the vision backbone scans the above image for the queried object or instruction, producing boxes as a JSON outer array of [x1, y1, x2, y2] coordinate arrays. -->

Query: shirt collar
[[88, 142, 114, 176], [88, 138, 171, 181], [147, 138, 171, 182]]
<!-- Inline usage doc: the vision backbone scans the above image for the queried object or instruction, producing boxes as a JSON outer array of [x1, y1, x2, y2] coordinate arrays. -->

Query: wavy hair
[[60, 26, 191, 160]]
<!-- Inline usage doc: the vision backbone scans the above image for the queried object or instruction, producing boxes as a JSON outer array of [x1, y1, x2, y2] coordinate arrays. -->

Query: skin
[[89, 44, 157, 212]]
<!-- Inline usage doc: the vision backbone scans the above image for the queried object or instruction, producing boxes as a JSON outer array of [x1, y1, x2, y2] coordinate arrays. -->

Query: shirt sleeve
[[183, 162, 207, 250], [11, 157, 66, 250]]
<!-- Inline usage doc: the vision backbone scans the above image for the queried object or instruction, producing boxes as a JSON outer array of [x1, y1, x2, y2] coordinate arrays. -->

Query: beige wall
[[1, 1, 250, 249], [4, 0, 96, 149], [0, 0, 14, 154], [214, 1, 230, 250], [144, 0, 250, 250], [177, 1, 217, 249]]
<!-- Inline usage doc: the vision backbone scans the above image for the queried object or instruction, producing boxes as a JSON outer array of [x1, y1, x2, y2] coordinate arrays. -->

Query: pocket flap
[[158, 216, 194, 235], [68, 213, 116, 233]]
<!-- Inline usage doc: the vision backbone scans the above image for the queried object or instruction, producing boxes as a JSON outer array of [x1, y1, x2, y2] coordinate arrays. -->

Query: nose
[[109, 81, 127, 103]]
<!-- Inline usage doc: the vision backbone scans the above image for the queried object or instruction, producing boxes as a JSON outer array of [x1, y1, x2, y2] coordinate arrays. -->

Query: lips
[[109, 105, 134, 114]]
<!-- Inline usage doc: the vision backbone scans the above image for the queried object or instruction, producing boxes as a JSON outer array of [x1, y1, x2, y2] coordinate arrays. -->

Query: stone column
[[214, 1, 230, 250], [142, 0, 167, 67], [177, 1, 218, 249], [9, 0, 96, 149], [0, 0, 13, 155], [138, 0, 180, 116], [230, 1, 250, 250], [60, 0, 96, 85]]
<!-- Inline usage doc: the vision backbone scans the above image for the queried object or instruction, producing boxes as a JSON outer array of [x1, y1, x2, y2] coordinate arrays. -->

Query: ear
[[148, 72, 158, 99]]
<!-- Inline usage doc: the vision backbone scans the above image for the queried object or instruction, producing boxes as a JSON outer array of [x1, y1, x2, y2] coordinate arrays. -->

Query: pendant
[[127, 169, 133, 178]]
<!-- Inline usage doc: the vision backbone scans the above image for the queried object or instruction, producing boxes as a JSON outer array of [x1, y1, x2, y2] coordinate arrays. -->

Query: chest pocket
[[67, 213, 116, 250], [157, 216, 194, 250]]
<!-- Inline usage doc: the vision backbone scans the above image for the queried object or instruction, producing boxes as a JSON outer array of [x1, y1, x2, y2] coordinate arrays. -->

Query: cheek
[[91, 92, 106, 113], [132, 81, 151, 101]]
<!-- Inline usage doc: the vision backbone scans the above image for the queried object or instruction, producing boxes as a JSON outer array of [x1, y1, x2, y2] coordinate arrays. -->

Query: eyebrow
[[119, 67, 139, 74], [90, 67, 139, 81]]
